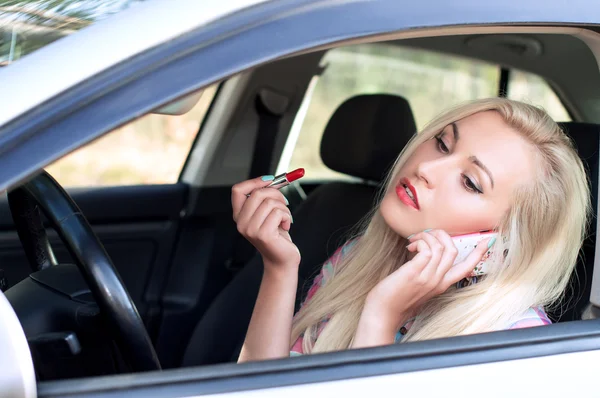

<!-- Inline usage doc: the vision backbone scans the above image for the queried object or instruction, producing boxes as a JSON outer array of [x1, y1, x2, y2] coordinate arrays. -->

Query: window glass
[[46, 85, 218, 187], [285, 44, 501, 181], [0, 0, 147, 66], [507, 69, 571, 121]]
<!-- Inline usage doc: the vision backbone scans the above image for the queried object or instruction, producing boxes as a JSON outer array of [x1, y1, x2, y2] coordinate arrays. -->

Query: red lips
[[396, 178, 420, 210]]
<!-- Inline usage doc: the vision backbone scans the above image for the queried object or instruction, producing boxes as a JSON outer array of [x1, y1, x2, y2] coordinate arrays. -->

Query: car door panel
[[153, 186, 240, 368], [36, 320, 600, 397], [0, 183, 188, 321]]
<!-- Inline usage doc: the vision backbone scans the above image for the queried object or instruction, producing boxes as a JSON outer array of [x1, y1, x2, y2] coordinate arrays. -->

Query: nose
[[416, 158, 445, 188]]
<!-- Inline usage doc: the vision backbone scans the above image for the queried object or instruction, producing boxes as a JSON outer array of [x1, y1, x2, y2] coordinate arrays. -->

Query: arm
[[238, 262, 299, 362], [240, 240, 352, 360], [351, 300, 410, 348], [231, 176, 299, 363]]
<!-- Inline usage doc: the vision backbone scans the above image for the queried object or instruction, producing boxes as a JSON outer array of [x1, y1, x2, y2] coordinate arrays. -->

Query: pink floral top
[[290, 240, 551, 356]]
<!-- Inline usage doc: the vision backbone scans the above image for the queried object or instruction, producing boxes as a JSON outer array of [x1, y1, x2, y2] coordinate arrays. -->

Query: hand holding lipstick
[[232, 170, 304, 271], [234, 170, 305, 362]]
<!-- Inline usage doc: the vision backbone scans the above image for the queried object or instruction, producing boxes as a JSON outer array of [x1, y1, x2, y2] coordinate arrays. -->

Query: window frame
[[178, 82, 223, 182], [505, 69, 576, 121]]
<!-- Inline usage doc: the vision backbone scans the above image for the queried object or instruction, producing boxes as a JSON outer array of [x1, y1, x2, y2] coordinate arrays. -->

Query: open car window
[[284, 44, 572, 182], [46, 85, 218, 187]]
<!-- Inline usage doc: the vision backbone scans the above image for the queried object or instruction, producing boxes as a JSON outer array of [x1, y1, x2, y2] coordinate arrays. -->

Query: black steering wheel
[[7, 171, 161, 372]]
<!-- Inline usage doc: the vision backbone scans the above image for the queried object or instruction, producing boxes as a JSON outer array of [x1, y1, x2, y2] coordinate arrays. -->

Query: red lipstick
[[247, 168, 305, 198], [396, 178, 419, 210], [267, 168, 305, 189]]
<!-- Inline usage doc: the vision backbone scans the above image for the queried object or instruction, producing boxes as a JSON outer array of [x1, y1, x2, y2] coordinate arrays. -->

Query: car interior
[[2, 29, 600, 381]]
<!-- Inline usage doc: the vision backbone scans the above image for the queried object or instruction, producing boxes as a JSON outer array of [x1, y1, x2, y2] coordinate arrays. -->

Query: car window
[[46, 85, 218, 187], [283, 43, 571, 181], [0, 0, 147, 66], [507, 69, 571, 122]]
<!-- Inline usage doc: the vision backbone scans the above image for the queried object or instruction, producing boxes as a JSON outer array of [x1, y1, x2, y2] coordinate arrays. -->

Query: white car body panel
[[196, 349, 600, 398], [0, 0, 269, 127]]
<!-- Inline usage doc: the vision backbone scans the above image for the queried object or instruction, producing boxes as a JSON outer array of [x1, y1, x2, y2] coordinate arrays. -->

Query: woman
[[231, 98, 590, 361]]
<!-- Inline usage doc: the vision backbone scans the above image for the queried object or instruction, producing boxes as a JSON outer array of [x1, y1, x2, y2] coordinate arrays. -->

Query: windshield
[[0, 0, 146, 67]]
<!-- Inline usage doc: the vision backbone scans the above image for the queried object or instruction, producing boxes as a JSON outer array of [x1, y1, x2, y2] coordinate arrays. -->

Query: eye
[[462, 174, 483, 194], [435, 133, 449, 154]]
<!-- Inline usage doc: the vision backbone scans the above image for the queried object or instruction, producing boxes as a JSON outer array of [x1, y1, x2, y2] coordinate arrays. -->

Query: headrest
[[320, 94, 417, 182], [558, 122, 600, 169]]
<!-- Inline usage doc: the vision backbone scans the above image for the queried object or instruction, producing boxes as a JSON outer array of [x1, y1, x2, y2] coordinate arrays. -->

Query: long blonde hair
[[291, 98, 591, 353]]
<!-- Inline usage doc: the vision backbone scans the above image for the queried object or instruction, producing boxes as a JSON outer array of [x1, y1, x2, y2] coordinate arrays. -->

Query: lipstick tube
[[246, 168, 305, 197], [266, 168, 305, 190]]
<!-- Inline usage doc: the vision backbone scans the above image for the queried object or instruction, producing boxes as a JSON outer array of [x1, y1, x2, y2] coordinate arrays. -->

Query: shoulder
[[304, 238, 359, 302], [507, 306, 552, 330], [330, 238, 359, 264], [322, 238, 359, 279]]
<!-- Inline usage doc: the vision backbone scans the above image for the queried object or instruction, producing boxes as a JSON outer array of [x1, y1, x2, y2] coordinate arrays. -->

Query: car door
[[2, 0, 600, 397]]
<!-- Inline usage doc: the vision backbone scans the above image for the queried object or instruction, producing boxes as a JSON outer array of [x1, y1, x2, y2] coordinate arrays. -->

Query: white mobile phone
[[451, 231, 498, 276]]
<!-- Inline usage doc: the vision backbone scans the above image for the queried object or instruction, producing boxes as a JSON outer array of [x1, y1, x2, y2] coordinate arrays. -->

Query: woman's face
[[380, 111, 537, 237]]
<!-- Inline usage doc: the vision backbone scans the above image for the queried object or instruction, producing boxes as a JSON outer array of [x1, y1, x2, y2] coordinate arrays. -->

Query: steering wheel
[[7, 171, 161, 372]]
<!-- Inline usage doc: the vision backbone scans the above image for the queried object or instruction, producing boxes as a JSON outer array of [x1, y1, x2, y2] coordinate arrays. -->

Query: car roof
[[0, 0, 268, 128]]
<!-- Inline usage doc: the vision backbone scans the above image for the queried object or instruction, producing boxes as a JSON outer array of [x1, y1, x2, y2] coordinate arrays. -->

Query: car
[[1, 0, 600, 396]]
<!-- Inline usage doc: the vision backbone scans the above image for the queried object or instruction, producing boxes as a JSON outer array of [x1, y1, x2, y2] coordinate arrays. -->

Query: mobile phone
[[451, 231, 498, 276]]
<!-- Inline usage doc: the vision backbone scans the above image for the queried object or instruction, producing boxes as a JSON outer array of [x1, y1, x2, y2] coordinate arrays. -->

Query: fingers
[[405, 239, 432, 273], [260, 207, 293, 238], [443, 237, 494, 285], [241, 199, 291, 237], [232, 182, 287, 222], [231, 176, 279, 221], [407, 230, 460, 292], [409, 231, 443, 280], [427, 230, 458, 278]]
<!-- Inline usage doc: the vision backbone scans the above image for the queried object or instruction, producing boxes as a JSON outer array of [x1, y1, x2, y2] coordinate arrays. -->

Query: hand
[[361, 229, 494, 334], [232, 176, 300, 272]]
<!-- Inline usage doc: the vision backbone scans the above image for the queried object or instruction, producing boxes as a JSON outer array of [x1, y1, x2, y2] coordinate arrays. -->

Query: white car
[[1, 0, 599, 397]]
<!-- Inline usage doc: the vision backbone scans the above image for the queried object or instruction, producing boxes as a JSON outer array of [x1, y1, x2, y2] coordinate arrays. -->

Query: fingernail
[[261, 175, 274, 181], [283, 195, 289, 205], [407, 234, 415, 239], [290, 215, 294, 224], [424, 229, 432, 233], [487, 237, 497, 248]]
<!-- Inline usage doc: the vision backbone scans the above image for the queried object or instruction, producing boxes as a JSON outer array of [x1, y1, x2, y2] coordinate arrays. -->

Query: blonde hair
[[291, 98, 591, 353]]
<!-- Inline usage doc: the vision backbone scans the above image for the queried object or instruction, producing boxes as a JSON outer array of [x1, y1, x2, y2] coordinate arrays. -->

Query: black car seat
[[549, 122, 599, 323], [181, 94, 417, 366]]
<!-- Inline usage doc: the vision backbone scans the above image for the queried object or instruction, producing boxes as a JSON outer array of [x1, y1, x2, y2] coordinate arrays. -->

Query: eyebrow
[[451, 122, 495, 190], [470, 156, 495, 189], [451, 122, 459, 141]]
